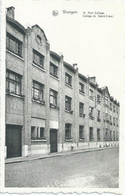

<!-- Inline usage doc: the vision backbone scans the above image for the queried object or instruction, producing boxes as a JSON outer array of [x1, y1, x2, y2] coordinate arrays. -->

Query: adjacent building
[[5, 7, 120, 158]]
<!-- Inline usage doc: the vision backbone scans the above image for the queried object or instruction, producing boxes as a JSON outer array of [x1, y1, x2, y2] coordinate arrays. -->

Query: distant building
[[5, 7, 120, 158]]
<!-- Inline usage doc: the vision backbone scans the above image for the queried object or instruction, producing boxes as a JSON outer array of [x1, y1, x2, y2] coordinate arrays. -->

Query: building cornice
[[6, 15, 26, 34]]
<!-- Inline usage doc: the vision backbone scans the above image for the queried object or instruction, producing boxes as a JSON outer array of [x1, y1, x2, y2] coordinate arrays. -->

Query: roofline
[[78, 73, 87, 82], [50, 51, 61, 61], [32, 24, 47, 41], [6, 15, 26, 34], [63, 61, 75, 72]]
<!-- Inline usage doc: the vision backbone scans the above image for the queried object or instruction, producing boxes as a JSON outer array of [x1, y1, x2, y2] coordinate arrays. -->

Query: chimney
[[73, 63, 78, 69], [6, 6, 15, 19]]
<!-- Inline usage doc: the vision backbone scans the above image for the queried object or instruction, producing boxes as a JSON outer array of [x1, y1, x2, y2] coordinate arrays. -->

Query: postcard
[[0, 0, 125, 194]]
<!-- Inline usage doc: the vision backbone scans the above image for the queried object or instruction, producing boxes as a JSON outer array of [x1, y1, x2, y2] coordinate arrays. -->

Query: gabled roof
[[32, 25, 47, 41]]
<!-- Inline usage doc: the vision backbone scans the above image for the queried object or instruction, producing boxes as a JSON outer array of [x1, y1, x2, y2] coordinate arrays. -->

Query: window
[[50, 62, 58, 78], [89, 106, 94, 119], [79, 82, 84, 94], [65, 123, 72, 139], [32, 80, 44, 102], [89, 127, 94, 141], [110, 103, 112, 111], [105, 113, 109, 123], [113, 105, 115, 113], [33, 49, 44, 68], [105, 96, 108, 105], [97, 94, 101, 104], [97, 110, 101, 121], [97, 129, 100, 140], [113, 117, 115, 126], [50, 89, 57, 107], [113, 131, 115, 140], [65, 73, 72, 86], [110, 116, 112, 125], [89, 89, 93, 100], [65, 96, 72, 112], [79, 126, 84, 139], [79, 102, 84, 116], [110, 131, 112, 140], [31, 126, 45, 140], [6, 70, 22, 95], [6, 33, 22, 57]]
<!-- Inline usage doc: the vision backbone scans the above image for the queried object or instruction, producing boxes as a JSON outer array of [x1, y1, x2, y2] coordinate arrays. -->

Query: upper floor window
[[32, 80, 44, 102], [97, 110, 101, 121], [79, 82, 84, 94], [65, 96, 72, 111], [89, 106, 93, 117], [6, 33, 22, 57], [89, 89, 93, 100], [6, 70, 22, 95], [97, 94, 101, 104], [97, 128, 100, 140], [110, 103, 112, 111], [89, 127, 94, 141], [113, 105, 115, 112], [50, 63, 58, 78], [65, 73, 72, 86], [79, 102, 84, 116], [50, 89, 57, 107], [33, 49, 44, 69]]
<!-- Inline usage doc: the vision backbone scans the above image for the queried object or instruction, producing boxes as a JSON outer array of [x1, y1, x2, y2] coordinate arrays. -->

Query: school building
[[5, 7, 120, 158]]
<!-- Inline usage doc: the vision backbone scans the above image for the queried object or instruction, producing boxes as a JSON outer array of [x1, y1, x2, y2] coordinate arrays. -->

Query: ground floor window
[[113, 131, 115, 140], [79, 125, 84, 139], [31, 126, 45, 140], [89, 127, 94, 141], [97, 128, 100, 140], [65, 123, 72, 139], [110, 130, 112, 140]]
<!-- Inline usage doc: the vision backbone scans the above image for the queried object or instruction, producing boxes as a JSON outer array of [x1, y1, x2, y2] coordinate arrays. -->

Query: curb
[[5, 146, 119, 164]]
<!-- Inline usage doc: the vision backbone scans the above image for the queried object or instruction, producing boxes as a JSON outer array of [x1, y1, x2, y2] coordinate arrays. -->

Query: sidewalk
[[5, 146, 119, 164]]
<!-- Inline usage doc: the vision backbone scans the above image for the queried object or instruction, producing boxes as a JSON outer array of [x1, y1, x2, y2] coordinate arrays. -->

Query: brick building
[[5, 7, 120, 158]]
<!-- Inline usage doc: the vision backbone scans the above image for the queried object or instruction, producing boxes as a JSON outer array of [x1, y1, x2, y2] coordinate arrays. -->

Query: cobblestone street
[[5, 147, 119, 188]]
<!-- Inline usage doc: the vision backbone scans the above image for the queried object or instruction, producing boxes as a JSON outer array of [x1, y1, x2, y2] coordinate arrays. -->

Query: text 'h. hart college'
[[5, 6, 120, 158]]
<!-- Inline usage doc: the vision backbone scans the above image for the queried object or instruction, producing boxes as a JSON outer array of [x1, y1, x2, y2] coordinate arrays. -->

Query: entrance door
[[50, 129, 57, 153], [6, 125, 22, 158]]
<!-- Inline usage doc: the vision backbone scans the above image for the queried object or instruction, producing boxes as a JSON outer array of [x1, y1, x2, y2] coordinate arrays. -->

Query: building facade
[[5, 7, 120, 158]]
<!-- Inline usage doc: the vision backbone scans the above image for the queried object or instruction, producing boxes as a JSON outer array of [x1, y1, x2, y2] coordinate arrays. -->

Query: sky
[[4, 0, 125, 103]]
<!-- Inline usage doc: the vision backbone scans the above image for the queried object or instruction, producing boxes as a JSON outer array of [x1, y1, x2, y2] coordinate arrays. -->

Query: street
[[5, 147, 119, 188]]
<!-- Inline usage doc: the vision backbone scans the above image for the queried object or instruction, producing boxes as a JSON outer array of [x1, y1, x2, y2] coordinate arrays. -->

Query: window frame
[[32, 80, 44, 103], [65, 72, 72, 87], [50, 62, 58, 78], [79, 102, 84, 116], [33, 49, 44, 69], [79, 82, 85, 94], [50, 89, 58, 107], [65, 123, 72, 139], [6, 70, 22, 96], [65, 95, 72, 112], [6, 32, 23, 57], [79, 125, 85, 139]]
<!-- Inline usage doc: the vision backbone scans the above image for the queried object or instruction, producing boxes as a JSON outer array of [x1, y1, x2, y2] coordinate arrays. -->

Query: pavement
[[5, 145, 119, 164]]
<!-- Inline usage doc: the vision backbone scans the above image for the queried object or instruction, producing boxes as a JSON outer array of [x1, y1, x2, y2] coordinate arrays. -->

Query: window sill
[[6, 92, 25, 99], [89, 116, 94, 120], [79, 114, 85, 117], [50, 104, 59, 110], [32, 63, 46, 72], [65, 83, 73, 89], [50, 74, 59, 81], [32, 99, 45, 105], [89, 96, 94, 101], [65, 138, 73, 142], [79, 138, 85, 141], [65, 110, 73, 114], [31, 139, 47, 142], [6, 49, 24, 61], [79, 91, 85, 96]]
